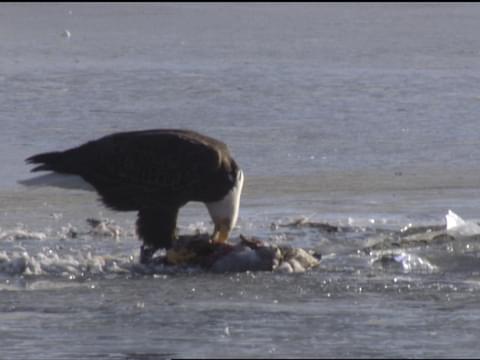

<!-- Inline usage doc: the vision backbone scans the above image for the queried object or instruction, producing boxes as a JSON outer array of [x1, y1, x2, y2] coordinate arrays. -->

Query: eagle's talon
[[166, 248, 197, 265], [140, 245, 157, 264]]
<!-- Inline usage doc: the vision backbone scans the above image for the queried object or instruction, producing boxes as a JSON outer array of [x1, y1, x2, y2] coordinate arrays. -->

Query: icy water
[[2, 3, 480, 358]]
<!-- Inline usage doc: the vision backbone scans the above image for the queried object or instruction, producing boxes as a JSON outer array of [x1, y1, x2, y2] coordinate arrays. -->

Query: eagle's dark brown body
[[25, 129, 242, 262]]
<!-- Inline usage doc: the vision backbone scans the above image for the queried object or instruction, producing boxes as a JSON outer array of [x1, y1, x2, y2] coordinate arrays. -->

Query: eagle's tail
[[26, 151, 66, 172], [26, 146, 85, 174], [20, 150, 94, 191]]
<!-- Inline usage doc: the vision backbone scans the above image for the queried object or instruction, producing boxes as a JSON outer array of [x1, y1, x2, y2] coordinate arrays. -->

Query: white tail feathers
[[18, 172, 95, 191]]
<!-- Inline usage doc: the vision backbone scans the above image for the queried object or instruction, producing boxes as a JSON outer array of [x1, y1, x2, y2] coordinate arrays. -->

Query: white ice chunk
[[445, 209, 480, 236], [372, 252, 437, 273]]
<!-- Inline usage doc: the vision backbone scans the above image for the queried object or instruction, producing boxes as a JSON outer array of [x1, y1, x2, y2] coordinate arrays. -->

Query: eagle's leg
[[136, 206, 180, 264]]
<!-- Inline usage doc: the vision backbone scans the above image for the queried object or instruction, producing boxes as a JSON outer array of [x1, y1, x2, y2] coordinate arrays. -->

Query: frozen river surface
[[2, 3, 480, 358]]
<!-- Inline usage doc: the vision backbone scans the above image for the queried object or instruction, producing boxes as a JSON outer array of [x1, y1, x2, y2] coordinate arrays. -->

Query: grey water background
[[2, 3, 480, 358]]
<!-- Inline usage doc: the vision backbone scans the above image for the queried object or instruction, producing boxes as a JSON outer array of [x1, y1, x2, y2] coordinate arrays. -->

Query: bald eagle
[[21, 129, 244, 264]]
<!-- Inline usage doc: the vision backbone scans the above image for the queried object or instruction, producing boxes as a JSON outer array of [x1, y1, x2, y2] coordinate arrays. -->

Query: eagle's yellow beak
[[211, 220, 231, 244]]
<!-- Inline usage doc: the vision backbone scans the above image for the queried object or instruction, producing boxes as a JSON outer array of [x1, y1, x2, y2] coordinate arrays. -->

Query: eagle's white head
[[205, 169, 244, 244]]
